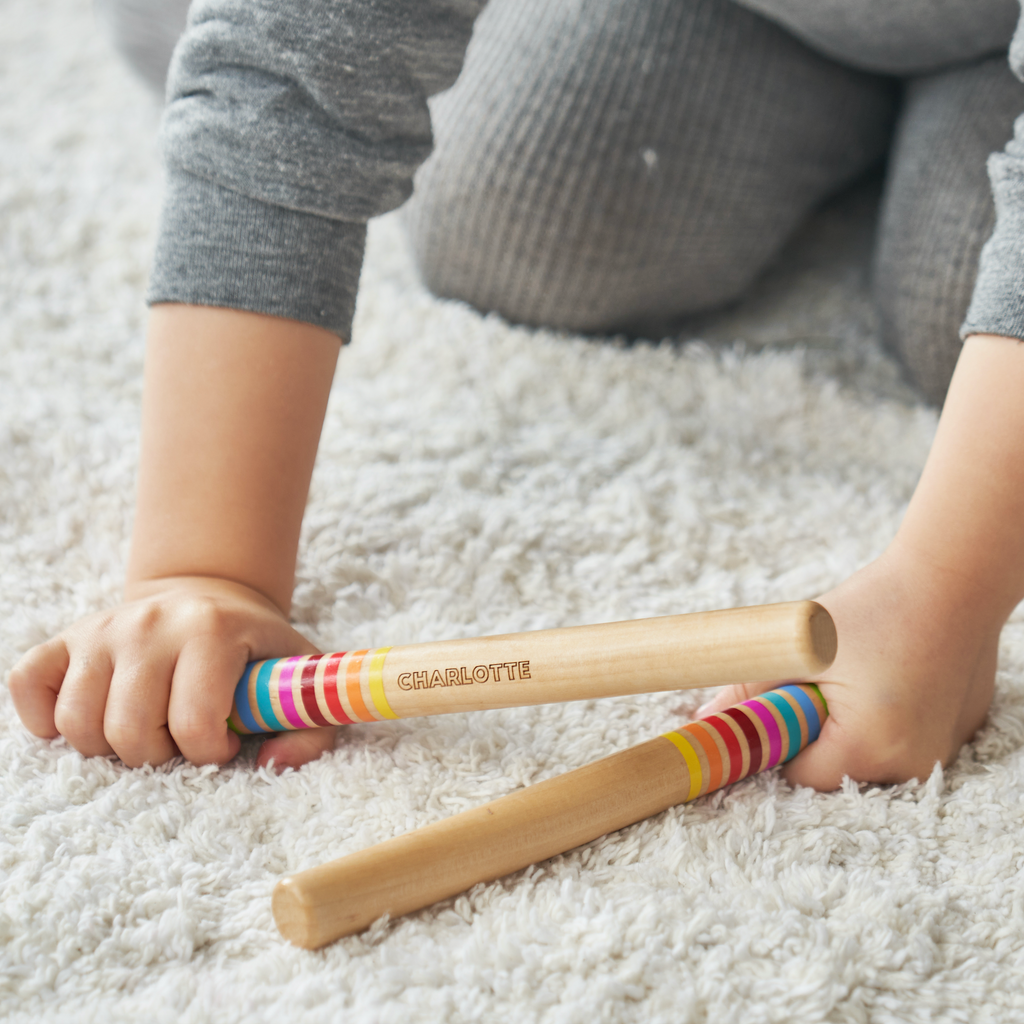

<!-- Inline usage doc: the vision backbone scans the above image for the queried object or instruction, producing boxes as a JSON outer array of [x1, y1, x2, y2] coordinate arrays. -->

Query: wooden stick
[[273, 682, 828, 948], [230, 601, 835, 733]]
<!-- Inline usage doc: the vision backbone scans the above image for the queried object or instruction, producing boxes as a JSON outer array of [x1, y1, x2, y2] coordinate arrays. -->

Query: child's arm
[[9, 304, 342, 771], [700, 332, 1024, 789]]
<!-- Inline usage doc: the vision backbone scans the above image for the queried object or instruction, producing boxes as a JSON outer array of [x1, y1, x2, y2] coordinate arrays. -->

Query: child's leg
[[94, 0, 190, 92], [874, 56, 1024, 406], [403, 0, 897, 337], [731, 0, 1017, 75]]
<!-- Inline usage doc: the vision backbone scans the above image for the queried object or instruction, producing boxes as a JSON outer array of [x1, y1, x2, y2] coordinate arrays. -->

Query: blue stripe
[[255, 659, 286, 732], [233, 662, 265, 734], [782, 684, 822, 744], [763, 689, 802, 762]]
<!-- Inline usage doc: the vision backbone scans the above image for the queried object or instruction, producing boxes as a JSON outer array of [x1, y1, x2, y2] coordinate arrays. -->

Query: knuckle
[[7, 660, 35, 699], [169, 714, 225, 762], [178, 596, 233, 638], [53, 713, 108, 758], [126, 600, 165, 636], [52, 701, 80, 738], [104, 713, 143, 754], [170, 718, 214, 748]]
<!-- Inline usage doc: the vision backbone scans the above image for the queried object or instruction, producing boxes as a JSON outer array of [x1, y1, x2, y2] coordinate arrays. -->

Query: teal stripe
[[785, 685, 823, 744], [255, 659, 286, 732], [764, 689, 802, 762]]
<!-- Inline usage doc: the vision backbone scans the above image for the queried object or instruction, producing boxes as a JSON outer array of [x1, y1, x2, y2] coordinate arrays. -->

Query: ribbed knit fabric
[[103, 0, 1024, 396], [403, 0, 897, 336], [875, 57, 1024, 406], [731, 0, 1018, 75]]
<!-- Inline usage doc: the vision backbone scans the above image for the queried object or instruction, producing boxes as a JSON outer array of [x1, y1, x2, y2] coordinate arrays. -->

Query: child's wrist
[[123, 573, 288, 617], [881, 534, 1015, 634]]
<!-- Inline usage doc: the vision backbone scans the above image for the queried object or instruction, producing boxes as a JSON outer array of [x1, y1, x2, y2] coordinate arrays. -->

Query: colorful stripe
[[319, 654, 353, 725], [231, 662, 263, 735], [685, 721, 723, 793], [763, 689, 803, 762], [788, 684, 825, 744], [276, 658, 306, 729], [368, 647, 397, 719], [255, 659, 286, 733], [300, 655, 331, 727], [345, 651, 374, 723], [660, 684, 827, 801], [228, 648, 398, 734], [723, 706, 763, 775], [662, 730, 703, 801], [704, 712, 746, 784], [745, 698, 782, 767]]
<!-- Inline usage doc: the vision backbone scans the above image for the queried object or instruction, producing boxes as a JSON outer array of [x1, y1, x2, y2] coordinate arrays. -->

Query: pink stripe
[[277, 658, 306, 729], [744, 698, 782, 768]]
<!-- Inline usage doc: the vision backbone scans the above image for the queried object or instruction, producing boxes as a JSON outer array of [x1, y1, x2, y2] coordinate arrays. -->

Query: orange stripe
[[345, 650, 374, 722], [684, 721, 724, 793]]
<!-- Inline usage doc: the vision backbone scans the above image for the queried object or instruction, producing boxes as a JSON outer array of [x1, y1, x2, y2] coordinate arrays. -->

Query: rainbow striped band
[[228, 650, 396, 734], [661, 683, 827, 800]]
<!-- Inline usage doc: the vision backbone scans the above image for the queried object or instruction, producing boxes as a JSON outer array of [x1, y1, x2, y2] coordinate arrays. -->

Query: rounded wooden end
[[805, 601, 838, 673], [272, 876, 321, 950]]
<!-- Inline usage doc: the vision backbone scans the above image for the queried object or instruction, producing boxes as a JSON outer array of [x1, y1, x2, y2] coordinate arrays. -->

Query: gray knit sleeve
[[962, 5, 1024, 339], [147, 0, 483, 339]]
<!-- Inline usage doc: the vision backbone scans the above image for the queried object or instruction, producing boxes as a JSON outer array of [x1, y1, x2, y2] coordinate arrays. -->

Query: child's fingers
[[7, 639, 70, 739], [52, 650, 116, 758], [256, 727, 339, 773], [167, 639, 243, 765], [695, 680, 786, 718], [104, 657, 179, 768], [778, 717, 850, 791]]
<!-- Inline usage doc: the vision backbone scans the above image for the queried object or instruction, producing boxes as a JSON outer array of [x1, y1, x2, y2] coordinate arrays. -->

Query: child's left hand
[[696, 540, 998, 790]]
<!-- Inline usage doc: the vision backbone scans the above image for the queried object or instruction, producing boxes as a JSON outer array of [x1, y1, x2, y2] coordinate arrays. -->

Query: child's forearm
[[892, 333, 1024, 625], [126, 304, 342, 614]]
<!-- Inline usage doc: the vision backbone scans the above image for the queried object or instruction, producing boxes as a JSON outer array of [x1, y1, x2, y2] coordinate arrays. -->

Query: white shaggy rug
[[4, 2, 1024, 1021]]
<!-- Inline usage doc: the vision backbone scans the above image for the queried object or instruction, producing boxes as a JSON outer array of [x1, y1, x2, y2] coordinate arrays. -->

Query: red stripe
[[705, 714, 745, 784], [299, 654, 331, 727], [322, 653, 353, 725], [721, 707, 762, 783]]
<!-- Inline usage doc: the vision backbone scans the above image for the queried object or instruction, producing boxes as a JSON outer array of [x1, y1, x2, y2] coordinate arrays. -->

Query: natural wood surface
[[384, 600, 834, 717], [233, 601, 836, 731], [273, 737, 689, 949], [272, 682, 828, 949]]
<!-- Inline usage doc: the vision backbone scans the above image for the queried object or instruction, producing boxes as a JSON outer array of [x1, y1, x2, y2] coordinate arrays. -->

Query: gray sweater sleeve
[[147, 0, 483, 339], [963, 5, 1024, 339]]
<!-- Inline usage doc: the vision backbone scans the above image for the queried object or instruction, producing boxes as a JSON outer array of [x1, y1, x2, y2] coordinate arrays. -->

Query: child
[[10, 0, 1024, 788]]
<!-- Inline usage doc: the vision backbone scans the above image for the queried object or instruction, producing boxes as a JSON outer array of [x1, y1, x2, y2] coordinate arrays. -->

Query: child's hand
[[8, 575, 338, 771], [695, 541, 999, 790]]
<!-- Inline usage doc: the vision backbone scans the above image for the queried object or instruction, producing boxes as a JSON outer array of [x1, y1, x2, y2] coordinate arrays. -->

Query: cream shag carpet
[[4, 2, 1024, 1021]]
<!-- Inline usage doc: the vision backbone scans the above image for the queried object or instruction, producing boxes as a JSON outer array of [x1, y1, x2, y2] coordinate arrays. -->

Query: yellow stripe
[[368, 647, 397, 719], [662, 731, 703, 802]]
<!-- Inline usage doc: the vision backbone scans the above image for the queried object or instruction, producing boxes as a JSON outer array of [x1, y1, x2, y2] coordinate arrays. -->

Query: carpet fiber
[[3, 3, 1024, 1021]]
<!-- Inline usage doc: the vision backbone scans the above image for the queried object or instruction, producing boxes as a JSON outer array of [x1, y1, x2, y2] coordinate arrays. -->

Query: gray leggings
[[100, 0, 1023, 405]]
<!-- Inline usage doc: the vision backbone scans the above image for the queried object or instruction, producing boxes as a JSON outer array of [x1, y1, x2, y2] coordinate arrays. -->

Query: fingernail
[[696, 702, 713, 717]]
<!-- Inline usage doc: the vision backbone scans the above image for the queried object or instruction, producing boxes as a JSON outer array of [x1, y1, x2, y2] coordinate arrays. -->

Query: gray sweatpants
[[99, 0, 1023, 406]]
